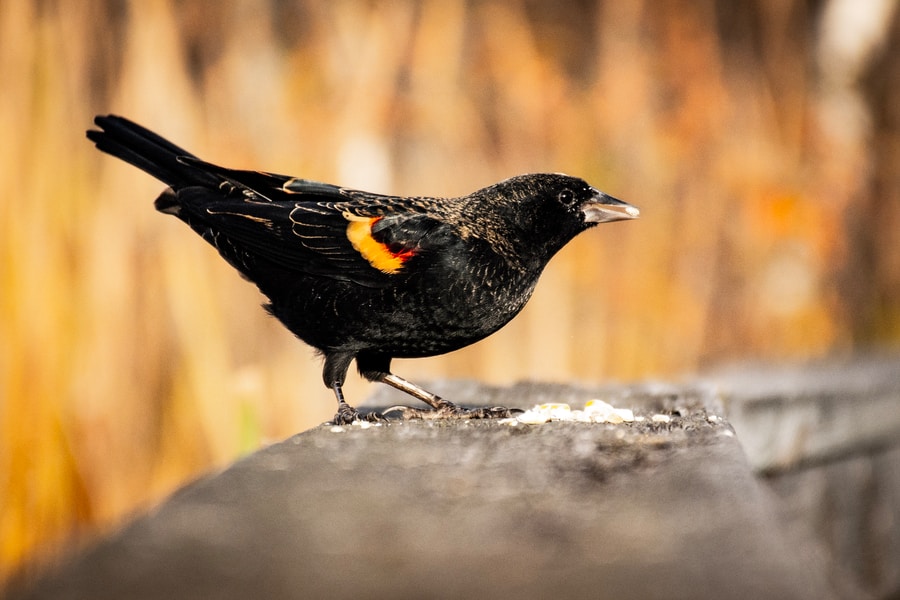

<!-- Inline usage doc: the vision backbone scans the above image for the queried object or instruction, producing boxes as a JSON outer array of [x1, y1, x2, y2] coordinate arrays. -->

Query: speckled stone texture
[[9, 357, 900, 600]]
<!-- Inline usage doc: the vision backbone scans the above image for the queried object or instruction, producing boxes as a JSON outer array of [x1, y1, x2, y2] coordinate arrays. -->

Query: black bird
[[87, 115, 639, 424]]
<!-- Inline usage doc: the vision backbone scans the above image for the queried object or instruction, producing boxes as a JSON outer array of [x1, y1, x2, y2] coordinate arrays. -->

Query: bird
[[86, 115, 639, 424]]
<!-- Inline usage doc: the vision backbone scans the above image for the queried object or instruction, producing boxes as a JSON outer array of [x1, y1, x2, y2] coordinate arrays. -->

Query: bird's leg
[[325, 352, 384, 425], [330, 381, 359, 424], [329, 382, 385, 424], [355, 353, 519, 420], [379, 373, 446, 410], [374, 372, 520, 420]]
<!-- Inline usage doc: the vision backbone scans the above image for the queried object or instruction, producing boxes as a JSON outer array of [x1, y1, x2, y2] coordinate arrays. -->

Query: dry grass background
[[2, 0, 899, 585]]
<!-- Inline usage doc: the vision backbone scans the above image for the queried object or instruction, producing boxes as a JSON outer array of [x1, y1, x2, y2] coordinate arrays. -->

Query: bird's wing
[[172, 158, 452, 287]]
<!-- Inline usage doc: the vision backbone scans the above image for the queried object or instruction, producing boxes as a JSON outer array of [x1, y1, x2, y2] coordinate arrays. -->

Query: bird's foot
[[329, 402, 388, 425], [383, 400, 522, 421]]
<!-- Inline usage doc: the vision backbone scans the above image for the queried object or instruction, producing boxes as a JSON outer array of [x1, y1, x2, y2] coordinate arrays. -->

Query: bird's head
[[463, 173, 638, 267]]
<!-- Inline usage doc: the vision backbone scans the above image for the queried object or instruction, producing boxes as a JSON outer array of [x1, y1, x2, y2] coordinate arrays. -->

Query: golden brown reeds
[[1, 0, 898, 586]]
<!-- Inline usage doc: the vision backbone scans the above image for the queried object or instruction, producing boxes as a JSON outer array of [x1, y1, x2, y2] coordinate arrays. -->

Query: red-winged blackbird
[[87, 115, 639, 424]]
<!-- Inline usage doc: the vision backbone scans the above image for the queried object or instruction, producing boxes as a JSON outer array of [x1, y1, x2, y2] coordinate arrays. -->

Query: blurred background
[[1, 0, 898, 586]]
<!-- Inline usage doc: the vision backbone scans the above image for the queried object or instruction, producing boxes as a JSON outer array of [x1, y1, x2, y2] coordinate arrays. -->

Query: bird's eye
[[558, 189, 575, 205]]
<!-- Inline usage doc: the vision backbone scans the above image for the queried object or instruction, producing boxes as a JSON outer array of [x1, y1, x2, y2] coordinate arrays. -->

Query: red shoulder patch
[[344, 215, 415, 274]]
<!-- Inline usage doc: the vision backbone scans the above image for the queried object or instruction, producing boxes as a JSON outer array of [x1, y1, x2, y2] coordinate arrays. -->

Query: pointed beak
[[581, 188, 640, 224]]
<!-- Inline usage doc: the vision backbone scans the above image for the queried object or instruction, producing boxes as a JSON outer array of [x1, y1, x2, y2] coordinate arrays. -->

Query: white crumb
[[514, 401, 636, 425]]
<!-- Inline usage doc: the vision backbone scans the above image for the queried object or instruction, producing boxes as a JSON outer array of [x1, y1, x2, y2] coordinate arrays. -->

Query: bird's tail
[[86, 115, 216, 190]]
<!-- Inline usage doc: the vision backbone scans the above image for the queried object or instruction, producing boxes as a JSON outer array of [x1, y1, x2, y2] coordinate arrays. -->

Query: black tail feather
[[86, 115, 214, 188]]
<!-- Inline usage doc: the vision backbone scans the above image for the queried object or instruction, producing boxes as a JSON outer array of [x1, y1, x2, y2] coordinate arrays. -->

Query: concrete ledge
[[712, 355, 900, 473], [9, 357, 900, 599], [711, 355, 900, 599]]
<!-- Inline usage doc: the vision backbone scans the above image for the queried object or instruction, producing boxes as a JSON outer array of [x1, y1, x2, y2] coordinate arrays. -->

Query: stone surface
[[9, 356, 900, 600], [710, 355, 900, 473], [763, 445, 900, 599], [711, 355, 900, 598], [9, 383, 830, 600]]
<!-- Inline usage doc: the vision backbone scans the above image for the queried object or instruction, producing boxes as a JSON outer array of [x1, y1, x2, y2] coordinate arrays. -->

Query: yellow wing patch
[[344, 214, 412, 274]]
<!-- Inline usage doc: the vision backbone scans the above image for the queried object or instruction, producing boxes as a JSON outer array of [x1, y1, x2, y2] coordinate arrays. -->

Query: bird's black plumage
[[87, 115, 639, 423]]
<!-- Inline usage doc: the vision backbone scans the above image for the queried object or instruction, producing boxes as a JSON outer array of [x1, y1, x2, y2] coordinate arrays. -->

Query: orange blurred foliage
[[1, 0, 898, 587]]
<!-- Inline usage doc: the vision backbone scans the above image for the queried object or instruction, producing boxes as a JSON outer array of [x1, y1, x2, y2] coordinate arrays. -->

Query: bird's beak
[[581, 188, 640, 224]]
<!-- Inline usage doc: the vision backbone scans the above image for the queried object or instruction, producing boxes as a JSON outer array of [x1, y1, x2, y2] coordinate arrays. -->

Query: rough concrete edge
[[706, 354, 900, 473]]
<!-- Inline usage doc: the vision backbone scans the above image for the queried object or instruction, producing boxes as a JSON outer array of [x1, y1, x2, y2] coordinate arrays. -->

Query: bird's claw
[[383, 402, 522, 421], [329, 403, 388, 425]]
